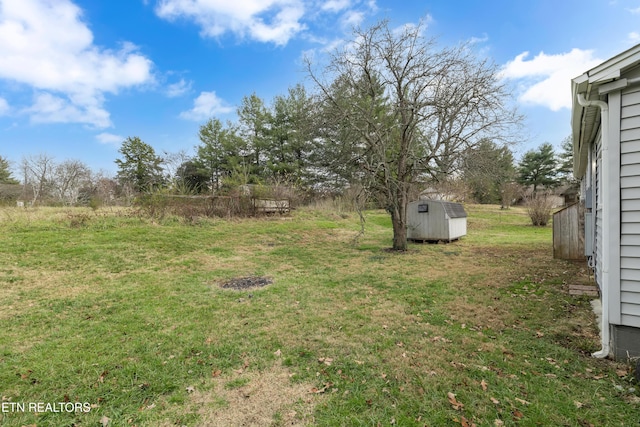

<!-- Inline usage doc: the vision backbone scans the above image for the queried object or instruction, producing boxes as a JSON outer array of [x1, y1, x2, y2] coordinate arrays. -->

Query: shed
[[407, 200, 467, 242], [571, 42, 640, 360]]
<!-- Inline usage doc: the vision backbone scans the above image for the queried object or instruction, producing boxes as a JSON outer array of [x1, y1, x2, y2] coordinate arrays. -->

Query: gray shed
[[407, 200, 467, 242]]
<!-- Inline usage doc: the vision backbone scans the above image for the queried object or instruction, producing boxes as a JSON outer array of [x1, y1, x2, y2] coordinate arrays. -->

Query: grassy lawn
[[0, 204, 638, 426]]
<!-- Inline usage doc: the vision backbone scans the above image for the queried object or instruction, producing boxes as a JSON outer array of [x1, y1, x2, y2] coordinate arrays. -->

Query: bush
[[525, 192, 555, 226]]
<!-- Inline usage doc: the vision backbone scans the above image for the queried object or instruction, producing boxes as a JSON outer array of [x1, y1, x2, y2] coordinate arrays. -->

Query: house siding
[[594, 134, 603, 289], [620, 84, 640, 329]]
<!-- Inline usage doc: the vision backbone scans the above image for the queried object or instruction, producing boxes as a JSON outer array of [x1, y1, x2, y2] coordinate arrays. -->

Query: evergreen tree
[[115, 137, 164, 193], [517, 142, 559, 193], [175, 159, 209, 193], [461, 140, 515, 204], [267, 85, 316, 182], [195, 118, 243, 192], [0, 156, 18, 184], [557, 136, 576, 183], [237, 93, 270, 180]]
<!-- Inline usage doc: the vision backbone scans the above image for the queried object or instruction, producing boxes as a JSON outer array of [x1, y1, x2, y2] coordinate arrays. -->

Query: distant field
[[0, 205, 637, 426]]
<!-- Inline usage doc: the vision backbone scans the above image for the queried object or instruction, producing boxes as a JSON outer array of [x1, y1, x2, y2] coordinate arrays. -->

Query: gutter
[[576, 93, 610, 359]]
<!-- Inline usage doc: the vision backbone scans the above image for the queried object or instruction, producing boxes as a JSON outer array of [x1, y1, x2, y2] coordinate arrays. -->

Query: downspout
[[576, 93, 610, 359]]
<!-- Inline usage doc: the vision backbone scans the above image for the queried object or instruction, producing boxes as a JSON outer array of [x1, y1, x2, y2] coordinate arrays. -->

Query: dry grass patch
[[185, 364, 320, 426], [0, 270, 98, 319]]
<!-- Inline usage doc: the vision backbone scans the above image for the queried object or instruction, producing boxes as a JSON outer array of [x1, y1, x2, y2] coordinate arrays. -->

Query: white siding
[[594, 135, 603, 289], [620, 85, 640, 327]]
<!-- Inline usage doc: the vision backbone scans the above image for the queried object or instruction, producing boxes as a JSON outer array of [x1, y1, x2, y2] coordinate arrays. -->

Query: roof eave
[[571, 43, 640, 178]]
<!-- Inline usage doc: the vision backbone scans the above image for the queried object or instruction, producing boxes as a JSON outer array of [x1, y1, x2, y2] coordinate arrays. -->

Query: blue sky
[[1, 0, 639, 175]]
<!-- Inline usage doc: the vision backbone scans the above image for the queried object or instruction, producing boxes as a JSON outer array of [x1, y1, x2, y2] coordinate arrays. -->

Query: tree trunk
[[390, 188, 408, 251]]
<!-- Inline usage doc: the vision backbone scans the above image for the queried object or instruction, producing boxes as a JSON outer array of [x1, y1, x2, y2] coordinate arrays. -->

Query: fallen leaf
[[211, 369, 221, 378], [490, 397, 500, 405], [616, 369, 628, 378], [274, 349, 282, 357], [318, 357, 333, 366], [459, 415, 476, 427], [311, 382, 333, 394], [535, 331, 544, 338], [447, 392, 464, 410], [186, 386, 195, 393], [494, 420, 504, 426], [100, 415, 111, 427], [512, 409, 524, 420], [480, 379, 488, 391], [515, 397, 530, 405], [574, 400, 583, 408]]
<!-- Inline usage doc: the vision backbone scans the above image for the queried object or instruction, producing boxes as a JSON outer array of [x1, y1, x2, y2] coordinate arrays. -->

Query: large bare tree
[[50, 159, 92, 205], [21, 153, 56, 204], [307, 19, 520, 250]]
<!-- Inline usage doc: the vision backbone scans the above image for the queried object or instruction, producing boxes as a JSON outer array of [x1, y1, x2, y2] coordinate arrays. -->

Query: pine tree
[[517, 143, 559, 193], [0, 156, 18, 184], [115, 137, 164, 193]]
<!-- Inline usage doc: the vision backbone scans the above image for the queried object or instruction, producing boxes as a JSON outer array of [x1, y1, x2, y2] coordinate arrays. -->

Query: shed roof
[[441, 201, 467, 219]]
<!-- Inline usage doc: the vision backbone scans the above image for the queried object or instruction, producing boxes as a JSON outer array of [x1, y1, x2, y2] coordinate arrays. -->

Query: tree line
[[0, 121, 573, 210], [0, 19, 574, 249]]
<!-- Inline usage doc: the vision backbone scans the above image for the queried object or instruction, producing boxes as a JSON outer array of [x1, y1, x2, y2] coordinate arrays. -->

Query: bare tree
[[21, 153, 56, 205], [307, 19, 520, 250], [50, 159, 92, 205], [162, 149, 191, 182]]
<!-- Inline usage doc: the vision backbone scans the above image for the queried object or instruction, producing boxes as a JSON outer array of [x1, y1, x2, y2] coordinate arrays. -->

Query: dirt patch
[[190, 364, 319, 426], [220, 276, 273, 291]]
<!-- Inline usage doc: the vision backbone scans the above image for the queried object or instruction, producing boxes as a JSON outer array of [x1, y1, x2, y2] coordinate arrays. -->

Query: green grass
[[0, 204, 637, 426]]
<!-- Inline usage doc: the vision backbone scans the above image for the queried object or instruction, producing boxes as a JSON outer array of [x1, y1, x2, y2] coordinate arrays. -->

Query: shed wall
[[448, 218, 467, 240], [406, 201, 466, 241], [553, 203, 585, 260]]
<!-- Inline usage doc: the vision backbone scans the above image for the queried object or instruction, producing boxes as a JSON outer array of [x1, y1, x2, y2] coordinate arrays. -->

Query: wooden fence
[[552, 202, 585, 260]]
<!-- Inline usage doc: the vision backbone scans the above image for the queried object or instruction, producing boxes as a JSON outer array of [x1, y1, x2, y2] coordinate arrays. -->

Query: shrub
[[525, 192, 555, 226]]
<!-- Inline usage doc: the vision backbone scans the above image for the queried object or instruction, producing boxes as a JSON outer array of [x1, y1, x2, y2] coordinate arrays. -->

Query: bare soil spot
[[221, 276, 273, 291], [190, 364, 319, 426]]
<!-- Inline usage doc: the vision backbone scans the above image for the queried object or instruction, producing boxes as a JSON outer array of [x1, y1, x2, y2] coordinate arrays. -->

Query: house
[[571, 43, 640, 360]]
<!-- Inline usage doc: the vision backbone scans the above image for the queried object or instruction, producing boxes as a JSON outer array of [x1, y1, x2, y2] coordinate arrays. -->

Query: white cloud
[[155, 0, 306, 46], [179, 91, 233, 121], [166, 78, 192, 97], [96, 132, 124, 146], [24, 92, 111, 127], [500, 48, 602, 111], [0, 97, 9, 115], [629, 31, 640, 44], [321, 0, 351, 13], [0, 0, 154, 127], [469, 34, 489, 45], [341, 10, 364, 27], [627, 6, 640, 14]]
